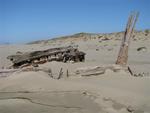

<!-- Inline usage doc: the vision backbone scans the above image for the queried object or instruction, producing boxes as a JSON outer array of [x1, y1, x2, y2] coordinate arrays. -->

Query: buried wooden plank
[[0, 69, 20, 73], [75, 66, 106, 77], [74, 65, 132, 77], [80, 70, 105, 77], [0, 67, 53, 77], [66, 69, 69, 78]]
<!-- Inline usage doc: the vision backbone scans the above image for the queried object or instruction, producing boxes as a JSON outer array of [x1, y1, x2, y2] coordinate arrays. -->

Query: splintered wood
[[7, 46, 86, 68], [116, 12, 139, 66]]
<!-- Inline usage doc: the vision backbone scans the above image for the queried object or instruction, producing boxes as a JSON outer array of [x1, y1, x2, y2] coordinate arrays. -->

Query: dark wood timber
[[7, 46, 86, 68]]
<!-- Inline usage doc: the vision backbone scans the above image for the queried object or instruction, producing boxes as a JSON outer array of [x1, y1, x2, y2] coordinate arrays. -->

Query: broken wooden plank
[[81, 70, 105, 77], [116, 12, 139, 66], [0, 69, 20, 73], [74, 65, 132, 77], [75, 66, 105, 76], [57, 68, 63, 79], [66, 69, 69, 77], [0, 67, 53, 77]]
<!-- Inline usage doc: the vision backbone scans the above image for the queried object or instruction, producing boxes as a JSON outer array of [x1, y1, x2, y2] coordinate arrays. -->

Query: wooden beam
[[116, 12, 139, 66]]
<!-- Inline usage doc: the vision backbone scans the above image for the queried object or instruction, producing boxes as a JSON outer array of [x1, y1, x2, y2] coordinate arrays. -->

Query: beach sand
[[0, 32, 150, 113]]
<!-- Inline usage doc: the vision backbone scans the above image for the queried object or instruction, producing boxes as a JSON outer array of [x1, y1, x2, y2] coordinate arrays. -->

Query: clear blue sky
[[0, 0, 150, 44]]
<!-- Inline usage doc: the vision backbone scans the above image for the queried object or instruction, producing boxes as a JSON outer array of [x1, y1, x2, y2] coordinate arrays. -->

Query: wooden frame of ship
[[7, 46, 86, 68]]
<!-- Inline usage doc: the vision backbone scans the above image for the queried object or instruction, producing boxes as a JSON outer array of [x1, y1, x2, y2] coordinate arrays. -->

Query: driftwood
[[75, 65, 130, 77], [137, 47, 147, 52], [0, 69, 20, 73], [75, 66, 105, 76], [116, 12, 139, 66], [127, 66, 133, 75], [0, 67, 52, 78], [7, 46, 86, 68], [81, 71, 105, 77], [57, 68, 63, 79], [66, 69, 69, 77]]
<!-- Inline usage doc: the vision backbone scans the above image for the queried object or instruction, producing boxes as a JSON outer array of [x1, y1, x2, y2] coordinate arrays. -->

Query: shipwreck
[[7, 46, 86, 68]]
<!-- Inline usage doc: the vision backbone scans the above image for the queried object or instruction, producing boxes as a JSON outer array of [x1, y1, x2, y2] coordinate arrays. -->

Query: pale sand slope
[[0, 36, 150, 113], [0, 71, 149, 113]]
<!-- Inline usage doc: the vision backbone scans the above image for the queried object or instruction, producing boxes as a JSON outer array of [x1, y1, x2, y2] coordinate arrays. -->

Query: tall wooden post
[[116, 12, 139, 66]]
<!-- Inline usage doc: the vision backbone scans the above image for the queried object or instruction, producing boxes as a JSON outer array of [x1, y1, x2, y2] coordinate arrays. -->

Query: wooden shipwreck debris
[[115, 12, 139, 76], [75, 65, 130, 77], [116, 12, 139, 66], [137, 46, 147, 52], [75, 66, 105, 76], [7, 46, 86, 68], [0, 69, 20, 77], [0, 67, 53, 78], [57, 68, 63, 79]]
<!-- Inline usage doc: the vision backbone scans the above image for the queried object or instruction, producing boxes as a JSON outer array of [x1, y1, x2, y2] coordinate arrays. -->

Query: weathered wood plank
[[7, 46, 86, 68], [116, 12, 139, 66]]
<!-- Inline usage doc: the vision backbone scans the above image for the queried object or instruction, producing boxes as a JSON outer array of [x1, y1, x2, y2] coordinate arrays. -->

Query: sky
[[0, 0, 150, 44]]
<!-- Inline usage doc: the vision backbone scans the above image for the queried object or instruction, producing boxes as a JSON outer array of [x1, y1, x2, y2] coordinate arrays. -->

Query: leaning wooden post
[[57, 68, 63, 79], [116, 12, 139, 66], [66, 69, 69, 77]]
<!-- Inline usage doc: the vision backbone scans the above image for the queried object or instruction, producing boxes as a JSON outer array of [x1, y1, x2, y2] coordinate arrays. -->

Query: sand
[[0, 33, 150, 113]]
